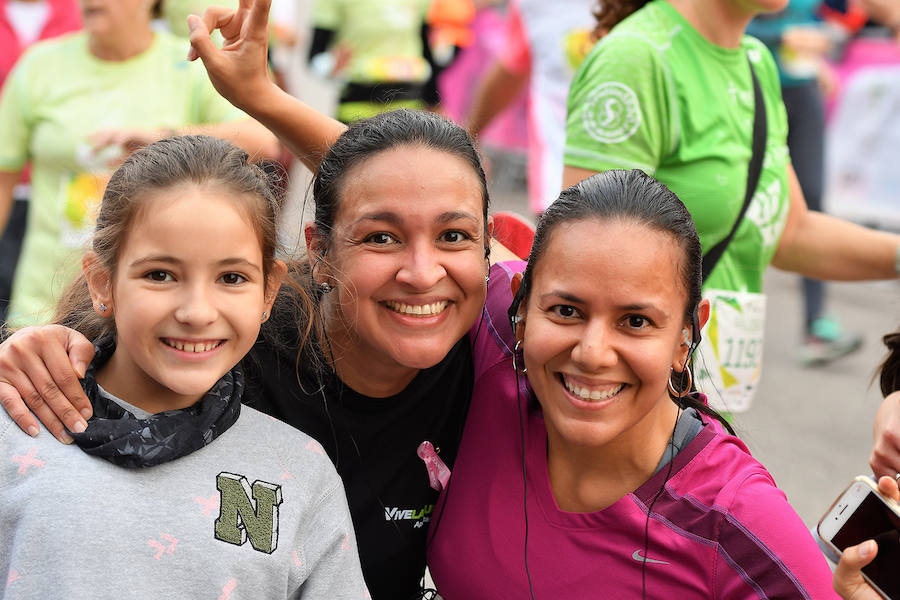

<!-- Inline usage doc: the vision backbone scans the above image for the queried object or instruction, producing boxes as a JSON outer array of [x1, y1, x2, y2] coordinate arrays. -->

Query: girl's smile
[[160, 338, 226, 353]]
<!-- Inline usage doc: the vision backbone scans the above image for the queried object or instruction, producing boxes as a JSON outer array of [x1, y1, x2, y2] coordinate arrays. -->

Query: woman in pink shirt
[[428, 169, 838, 598]]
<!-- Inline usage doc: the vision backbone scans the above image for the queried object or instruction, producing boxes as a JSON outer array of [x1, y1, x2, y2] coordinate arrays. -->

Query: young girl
[[428, 170, 837, 598], [0, 135, 367, 598]]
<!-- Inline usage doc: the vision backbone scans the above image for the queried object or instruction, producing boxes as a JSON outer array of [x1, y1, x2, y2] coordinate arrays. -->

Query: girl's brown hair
[[52, 135, 304, 341]]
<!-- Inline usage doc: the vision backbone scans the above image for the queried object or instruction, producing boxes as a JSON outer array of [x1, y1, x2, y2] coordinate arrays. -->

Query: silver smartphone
[[818, 476, 900, 600]]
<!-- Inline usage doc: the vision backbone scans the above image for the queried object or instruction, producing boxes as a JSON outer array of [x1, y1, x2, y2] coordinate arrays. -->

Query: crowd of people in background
[[3, 0, 900, 598]]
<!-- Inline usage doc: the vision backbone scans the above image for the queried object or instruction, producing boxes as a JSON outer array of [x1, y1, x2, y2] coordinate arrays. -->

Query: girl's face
[[310, 145, 491, 382], [517, 219, 698, 453], [86, 183, 282, 413]]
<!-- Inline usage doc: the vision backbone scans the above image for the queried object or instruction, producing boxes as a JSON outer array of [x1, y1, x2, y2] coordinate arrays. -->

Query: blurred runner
[[748, 2, 864, 366], [0, 0, 278, 327], [308, 0, 432, 123], [465, 0, 594, 214]]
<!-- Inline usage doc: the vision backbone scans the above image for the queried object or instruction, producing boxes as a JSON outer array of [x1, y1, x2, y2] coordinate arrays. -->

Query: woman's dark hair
[[880, 331, 900, 396], [509, 169, 733, 433], [592, 0, 650, 39], [52, 135, 291, 341], [294, 108, 490, 372]]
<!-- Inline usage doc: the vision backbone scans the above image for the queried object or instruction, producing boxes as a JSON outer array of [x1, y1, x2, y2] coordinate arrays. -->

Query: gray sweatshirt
[[0, 401, 369, 599]]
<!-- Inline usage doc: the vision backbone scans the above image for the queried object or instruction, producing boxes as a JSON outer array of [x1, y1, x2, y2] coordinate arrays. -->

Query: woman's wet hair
[[52, 135, 287, 341], [312, 108, 489, 254], [509, 169, 732, 431], [293, 108, 491, 373]]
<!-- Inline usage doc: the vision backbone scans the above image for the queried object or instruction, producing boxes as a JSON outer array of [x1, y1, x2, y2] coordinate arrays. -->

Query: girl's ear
[[83, 252, 113, 316], [262, 260, 288, 321]]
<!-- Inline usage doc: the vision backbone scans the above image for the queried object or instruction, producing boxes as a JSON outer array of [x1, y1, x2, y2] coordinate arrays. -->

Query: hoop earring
[[512, 339, 527, 374], [667, 368, 692, 398]]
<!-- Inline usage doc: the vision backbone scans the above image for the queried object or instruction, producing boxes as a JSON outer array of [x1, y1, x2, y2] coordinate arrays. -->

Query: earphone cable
[[641, 347, 693, 598], [515, 367, 537, 600]]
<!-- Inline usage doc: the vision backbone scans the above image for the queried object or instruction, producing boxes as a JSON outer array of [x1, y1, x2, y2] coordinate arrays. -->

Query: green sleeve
[[0, 54, 34, 171], [313, 0, 342, 31], [564, 34, 675, 175], [191, 62, 247, 124]]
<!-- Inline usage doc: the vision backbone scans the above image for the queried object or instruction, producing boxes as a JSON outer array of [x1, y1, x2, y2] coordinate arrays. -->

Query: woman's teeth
[[385, 300, 449, 316], [163, 339, 222, 353], [563, 377, 624, 401]]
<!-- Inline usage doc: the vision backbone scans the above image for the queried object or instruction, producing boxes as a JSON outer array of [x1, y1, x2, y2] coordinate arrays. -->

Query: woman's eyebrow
[[436, 211, 480, 225], [355, 212, 403, 226], [539, 291, 586, 305], [353, 211, 480, 226]]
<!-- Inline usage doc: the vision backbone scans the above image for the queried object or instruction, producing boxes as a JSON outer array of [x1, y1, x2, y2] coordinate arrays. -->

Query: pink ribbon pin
[[417, 441, 451, 491]]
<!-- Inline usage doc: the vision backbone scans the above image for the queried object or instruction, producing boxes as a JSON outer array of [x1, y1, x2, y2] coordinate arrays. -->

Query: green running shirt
[[565, 0, 791, 295]]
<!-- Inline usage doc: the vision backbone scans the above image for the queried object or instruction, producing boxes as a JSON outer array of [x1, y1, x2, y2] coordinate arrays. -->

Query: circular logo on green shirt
[[583, 82, 642, 144]]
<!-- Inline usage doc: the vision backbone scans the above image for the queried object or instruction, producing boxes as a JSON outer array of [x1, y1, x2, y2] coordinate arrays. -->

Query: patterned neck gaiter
[[71, 334, 243, 468]]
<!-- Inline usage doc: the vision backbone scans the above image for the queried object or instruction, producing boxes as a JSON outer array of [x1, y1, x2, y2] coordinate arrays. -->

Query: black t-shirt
[[241, 331, 473, 600]]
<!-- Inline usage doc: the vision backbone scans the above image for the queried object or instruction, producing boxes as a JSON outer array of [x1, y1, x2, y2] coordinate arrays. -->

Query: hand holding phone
[[820, 476, 900, 599]]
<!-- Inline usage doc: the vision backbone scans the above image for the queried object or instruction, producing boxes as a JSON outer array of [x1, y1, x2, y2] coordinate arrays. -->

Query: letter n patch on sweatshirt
[[214, 472, 282, 554]]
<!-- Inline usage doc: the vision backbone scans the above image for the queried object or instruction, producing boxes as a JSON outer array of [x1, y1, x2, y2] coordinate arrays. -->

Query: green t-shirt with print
[[564, 0, 790, 295], [0, 31, 246, 326]]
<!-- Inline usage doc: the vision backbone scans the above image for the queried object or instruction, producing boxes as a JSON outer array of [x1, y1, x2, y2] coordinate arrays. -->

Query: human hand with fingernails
[[833, 475, 900, 599]]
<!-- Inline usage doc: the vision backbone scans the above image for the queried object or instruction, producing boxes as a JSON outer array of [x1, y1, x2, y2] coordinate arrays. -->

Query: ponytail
[[592, 0, 651, 40]]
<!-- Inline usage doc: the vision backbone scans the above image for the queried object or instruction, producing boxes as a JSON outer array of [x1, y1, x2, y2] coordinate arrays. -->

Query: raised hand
[[186, 0, 273, 112]]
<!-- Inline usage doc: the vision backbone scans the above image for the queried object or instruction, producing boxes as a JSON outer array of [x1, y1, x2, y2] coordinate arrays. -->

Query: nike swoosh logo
[[632, 549, 670, 565]]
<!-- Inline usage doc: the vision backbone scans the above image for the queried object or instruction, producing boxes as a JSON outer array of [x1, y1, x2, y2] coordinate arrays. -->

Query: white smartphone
[[818, 476, 900, 600]]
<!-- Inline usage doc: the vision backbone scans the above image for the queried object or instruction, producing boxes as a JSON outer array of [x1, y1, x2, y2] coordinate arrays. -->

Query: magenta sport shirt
[[427, 261, 837, 599]]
